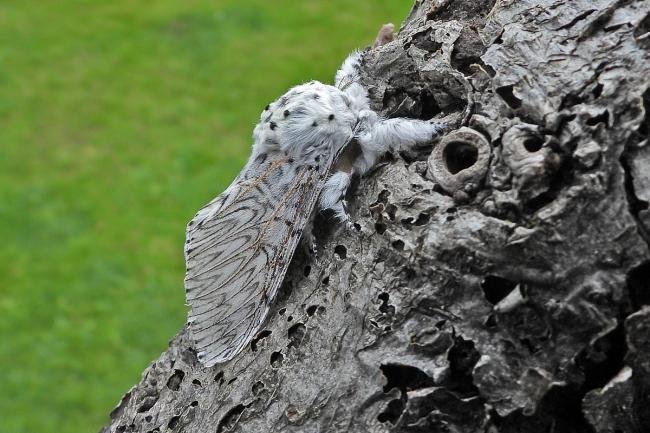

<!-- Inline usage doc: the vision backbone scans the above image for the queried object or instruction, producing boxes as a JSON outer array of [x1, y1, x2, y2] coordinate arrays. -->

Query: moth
[[184, 24, 450, 367]]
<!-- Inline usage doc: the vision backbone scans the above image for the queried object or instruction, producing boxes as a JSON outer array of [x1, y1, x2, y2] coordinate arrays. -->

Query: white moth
[[184, 24, 449, 367]]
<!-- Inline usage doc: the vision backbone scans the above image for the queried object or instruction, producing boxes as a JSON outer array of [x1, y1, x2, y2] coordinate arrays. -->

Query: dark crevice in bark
[[576, 323, 628, 394], [380, 364, 435, 394], [627, 261, 650, 309], [495, 85, 522, 110], [445, 337, 481, 398], [490, 384, 594, 433], [215, 404, 246, 433], [481, 275, 517, 305], [621, 154, 650, 243]]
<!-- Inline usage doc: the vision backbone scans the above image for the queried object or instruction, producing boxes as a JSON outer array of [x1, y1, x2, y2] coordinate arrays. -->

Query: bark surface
[[103, 1, 650, 432]]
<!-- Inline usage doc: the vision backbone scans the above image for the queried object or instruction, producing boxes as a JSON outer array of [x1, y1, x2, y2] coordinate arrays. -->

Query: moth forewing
[[183, 151, 336, 367]]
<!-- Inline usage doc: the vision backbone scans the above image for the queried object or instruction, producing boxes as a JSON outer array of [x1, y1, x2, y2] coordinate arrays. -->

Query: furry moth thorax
[[252, 81, 359, 163]]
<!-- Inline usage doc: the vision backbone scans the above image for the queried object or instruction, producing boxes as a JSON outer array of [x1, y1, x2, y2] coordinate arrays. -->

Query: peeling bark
[[103, 1, 650, 432]]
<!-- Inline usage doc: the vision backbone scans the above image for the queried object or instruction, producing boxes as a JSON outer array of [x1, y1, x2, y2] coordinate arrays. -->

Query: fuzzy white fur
[[248, 48, 446, 226]]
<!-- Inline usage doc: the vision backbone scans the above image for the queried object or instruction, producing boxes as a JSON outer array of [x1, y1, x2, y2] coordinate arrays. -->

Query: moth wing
[[184, 156, 330, 366]]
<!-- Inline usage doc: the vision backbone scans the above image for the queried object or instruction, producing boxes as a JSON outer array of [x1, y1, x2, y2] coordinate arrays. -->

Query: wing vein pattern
[[184, 155, 331, 366]]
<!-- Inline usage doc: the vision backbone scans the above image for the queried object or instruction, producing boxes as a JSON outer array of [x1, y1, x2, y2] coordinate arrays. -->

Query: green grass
[[0, 1, 413, 432]]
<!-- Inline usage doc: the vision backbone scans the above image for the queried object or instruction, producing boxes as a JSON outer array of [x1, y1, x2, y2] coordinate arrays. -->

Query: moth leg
[[334, 50, 363, 91], [355, 117, 450, 175], [335, 23, 395, 111], [318, 170, 353, 229]]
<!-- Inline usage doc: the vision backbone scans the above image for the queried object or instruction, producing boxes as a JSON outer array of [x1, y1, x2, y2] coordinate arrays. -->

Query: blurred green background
[[0, 0, 412, 432]]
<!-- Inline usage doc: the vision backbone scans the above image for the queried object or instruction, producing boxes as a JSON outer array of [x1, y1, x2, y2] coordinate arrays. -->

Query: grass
[[0, 1, 413, 432]]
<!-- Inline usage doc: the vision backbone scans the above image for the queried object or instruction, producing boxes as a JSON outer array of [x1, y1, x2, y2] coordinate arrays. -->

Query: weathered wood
[[103, 1, 650, 432]]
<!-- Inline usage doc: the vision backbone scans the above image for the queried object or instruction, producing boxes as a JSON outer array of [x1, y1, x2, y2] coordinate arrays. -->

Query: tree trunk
[[102, 0, 650, 432]]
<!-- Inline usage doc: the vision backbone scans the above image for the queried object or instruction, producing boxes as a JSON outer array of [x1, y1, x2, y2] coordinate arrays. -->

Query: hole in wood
[[443, 141, 479, 174]]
